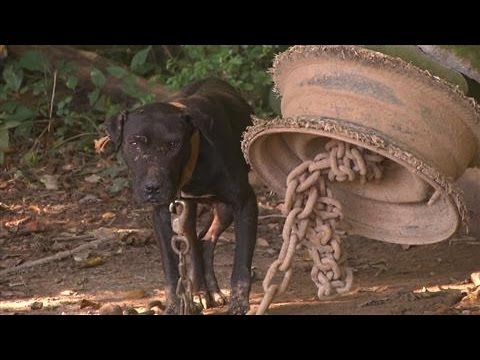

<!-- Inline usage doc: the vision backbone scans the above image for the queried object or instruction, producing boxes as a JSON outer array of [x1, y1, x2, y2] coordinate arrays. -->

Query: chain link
[[252, 140, 385, 315], [170, 200, 196, 315]]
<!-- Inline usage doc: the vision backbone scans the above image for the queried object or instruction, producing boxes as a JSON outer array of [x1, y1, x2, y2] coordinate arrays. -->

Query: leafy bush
[[159, 45, 287, 116]]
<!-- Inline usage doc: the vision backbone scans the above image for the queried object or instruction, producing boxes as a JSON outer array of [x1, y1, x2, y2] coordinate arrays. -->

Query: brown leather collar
[[168, 101, 199, 187]]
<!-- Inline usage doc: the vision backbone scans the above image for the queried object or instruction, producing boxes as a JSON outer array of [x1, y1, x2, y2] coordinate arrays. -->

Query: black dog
[[106, 78, 258, 314]]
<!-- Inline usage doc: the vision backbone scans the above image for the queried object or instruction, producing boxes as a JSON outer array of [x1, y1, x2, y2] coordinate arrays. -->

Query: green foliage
[[107, 65, 129, 79], [90, 68, 106, 88], [130, 46, 153, 75], [161, 45, 287, 116], [2, 64, 24, 93], [18, 50, 48, 72]]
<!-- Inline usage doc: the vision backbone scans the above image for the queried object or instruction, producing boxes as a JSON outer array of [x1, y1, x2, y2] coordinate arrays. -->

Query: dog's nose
[[144, 183, 160, 195]]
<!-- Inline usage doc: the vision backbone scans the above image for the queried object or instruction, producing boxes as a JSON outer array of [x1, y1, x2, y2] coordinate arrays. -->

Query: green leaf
[[105, 103, 122, 119], [90, 68, 106, 88], [88, 89, 100, 106], [31, 80, 48, 96], [0, 128, 7, 164], [0, 85, 6, 100], [107, 66, 129, 79], [0, 128, 9, 150], [0, 120, 21, 130], [7, 105, 35, 123], [56, 96, 73, 116], [3, 65, 23, 92], [66, 76, 78, 90], [22, 150, 38, 166], [57, 61, 76, 77], [18, 51, 48, 72], [0, 102, 18, 113], [130, 46, 152, 73]]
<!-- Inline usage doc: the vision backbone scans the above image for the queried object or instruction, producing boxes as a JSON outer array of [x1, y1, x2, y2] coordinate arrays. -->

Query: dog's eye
[[129, 136, 147, 148], [167, 141, 179, 150]]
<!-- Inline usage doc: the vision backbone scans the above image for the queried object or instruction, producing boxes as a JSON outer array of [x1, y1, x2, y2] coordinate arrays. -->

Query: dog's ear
[[181, 109, 215, 146], [105, 110, 128, 152]]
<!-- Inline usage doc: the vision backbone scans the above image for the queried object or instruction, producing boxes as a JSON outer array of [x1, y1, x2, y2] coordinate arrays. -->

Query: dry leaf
[[94, 136, 111, 154], [101, 212, 116, 220], [79, 299, 101, 309], [39, 175, 59, 190], [23, 219, 44, 234], [30, 301, 44, 310], [81, 257, 105, 268], [60, 290, 76, 296], [84, 174, 101, 184]]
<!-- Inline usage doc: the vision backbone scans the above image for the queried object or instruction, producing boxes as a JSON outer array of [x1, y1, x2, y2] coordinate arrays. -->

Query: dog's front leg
[[229, 187, 258, 315], [181, 201, 211, 310], [152, 205, 181, 314]]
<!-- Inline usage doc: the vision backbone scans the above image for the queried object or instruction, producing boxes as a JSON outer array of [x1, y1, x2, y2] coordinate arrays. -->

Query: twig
[[52, 132, 98, 149], [449, 236, 479, 245], [51, 234, 95, 242], [258, 214, 286, 220], [48, 69, 58, 131], [28, 121, 50, 154], [0, 235, 115, 278]]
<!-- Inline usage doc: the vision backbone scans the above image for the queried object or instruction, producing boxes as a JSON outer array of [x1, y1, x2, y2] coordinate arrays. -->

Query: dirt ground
[[1, 152, 480, 315]]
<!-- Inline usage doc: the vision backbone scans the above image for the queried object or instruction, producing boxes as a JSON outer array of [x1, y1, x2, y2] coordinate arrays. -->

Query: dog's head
[[105, 102, 212, 206]]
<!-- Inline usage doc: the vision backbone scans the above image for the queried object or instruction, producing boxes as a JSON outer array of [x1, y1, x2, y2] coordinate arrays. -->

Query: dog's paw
[[193, 292, 210, 311], [163, 307, 178, 315], [209, 290, 228, 307], [162, 298, 183, 315], [227, 298, 250, 315], [193, 291, 227, 310]]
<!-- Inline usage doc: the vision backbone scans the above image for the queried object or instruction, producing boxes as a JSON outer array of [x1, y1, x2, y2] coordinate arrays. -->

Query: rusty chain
[[252, 140, 385, 315], [170, 200, 196, 315]]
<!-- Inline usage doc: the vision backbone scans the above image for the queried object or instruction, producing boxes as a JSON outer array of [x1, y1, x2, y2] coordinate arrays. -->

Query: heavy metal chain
[[252, 140, 385, 315], [170, 200, 195, 315]]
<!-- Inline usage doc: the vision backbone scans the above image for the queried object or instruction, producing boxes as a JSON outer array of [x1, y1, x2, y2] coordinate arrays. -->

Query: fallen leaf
[[30, 301, 43, 310], [101, 212, 116, 220], [73, 250, 91, 263], [91, 227, 117, 241], [257, 238, 269, 247], [79, 194, 101, 204], [79, 299, 101, 309], [60, 290, 76, 296], [84, 174, 101, 184], [94, 136, 111, 154], [139, 310, 155, 315], [471, 272, 480, 287], [22, 219, 45, 234], [123, 307, 139, 315], [39, 175, 59, 190], [28, 205, 42, 214], [81, 257, 104, 268], [148, 300, 165, 310], [4, 216, 30, 229]]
